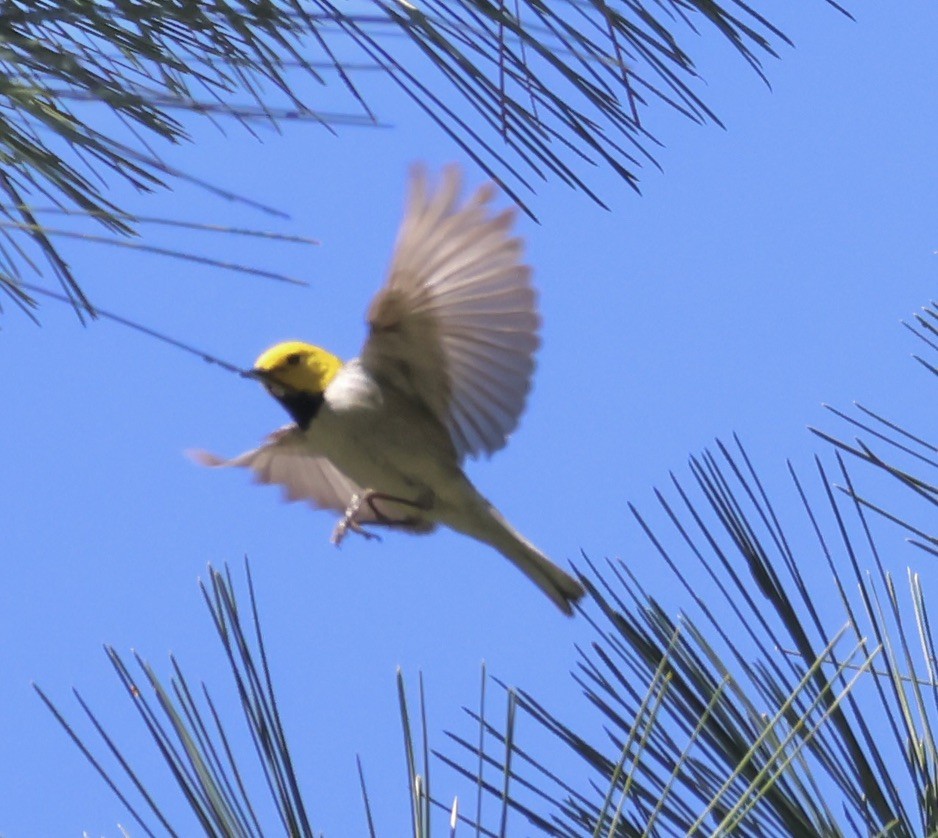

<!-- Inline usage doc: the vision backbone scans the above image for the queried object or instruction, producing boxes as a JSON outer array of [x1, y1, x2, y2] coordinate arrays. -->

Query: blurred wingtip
[[186, 448, 224, 467]]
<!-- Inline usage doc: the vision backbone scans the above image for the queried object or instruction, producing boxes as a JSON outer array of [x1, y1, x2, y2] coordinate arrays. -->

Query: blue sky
[[2, 3, 936, 835]]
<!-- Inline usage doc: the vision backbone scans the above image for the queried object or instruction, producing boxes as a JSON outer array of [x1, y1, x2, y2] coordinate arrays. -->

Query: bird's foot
[[330, 517, 381, 546], [331, 489, 432, 546], [331, 493, 383, 546]]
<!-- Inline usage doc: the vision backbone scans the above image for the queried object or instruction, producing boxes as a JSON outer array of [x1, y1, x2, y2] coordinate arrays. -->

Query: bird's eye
[[286, 353, 302, 366]]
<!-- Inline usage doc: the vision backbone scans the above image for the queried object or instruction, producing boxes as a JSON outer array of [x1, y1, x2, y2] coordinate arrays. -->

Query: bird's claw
[[331, 494, 382, 547], [331, 489, 431, 546], [331, 517, 382, 546]]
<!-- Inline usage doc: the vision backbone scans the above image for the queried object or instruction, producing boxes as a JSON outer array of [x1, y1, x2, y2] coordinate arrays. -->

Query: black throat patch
[[276, 391, 325, 430]]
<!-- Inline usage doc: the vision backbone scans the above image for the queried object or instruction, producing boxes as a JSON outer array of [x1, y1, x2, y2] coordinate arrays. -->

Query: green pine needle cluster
[[0, 0, 848, 319]]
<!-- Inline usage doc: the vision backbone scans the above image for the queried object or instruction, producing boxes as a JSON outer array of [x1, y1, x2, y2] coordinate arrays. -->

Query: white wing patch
[[362, 165, 539, 460]]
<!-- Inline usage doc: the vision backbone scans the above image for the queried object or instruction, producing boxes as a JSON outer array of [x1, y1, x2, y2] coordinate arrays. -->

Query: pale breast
[[314, 360, 462, 504]]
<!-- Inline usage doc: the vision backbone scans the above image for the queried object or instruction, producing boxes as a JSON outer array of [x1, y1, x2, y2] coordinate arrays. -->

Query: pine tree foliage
[[36, 561, 316, 838], [0, 0, 848, 319], [443, 304, 937, 836]]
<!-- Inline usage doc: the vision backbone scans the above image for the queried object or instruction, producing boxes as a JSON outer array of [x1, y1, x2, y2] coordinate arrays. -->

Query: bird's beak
[[243, 366, 290, 398]]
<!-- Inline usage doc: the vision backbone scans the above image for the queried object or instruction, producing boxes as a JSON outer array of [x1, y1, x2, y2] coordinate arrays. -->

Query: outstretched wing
[[189, 426, 378, 520], [361, 165, 540, 460]]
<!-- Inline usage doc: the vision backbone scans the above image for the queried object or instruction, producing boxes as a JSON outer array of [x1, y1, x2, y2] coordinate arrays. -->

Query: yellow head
[[251, 341, 343, 427], [253, 341, 343, 396]]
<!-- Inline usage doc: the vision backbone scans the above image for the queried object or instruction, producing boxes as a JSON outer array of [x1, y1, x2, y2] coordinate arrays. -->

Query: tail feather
[[448, 500, 585, 615], [502, 536, 585, 616], [498, 541, 586, 617]]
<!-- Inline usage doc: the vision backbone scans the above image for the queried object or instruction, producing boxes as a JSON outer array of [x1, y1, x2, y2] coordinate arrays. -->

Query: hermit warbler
[[193, 165, 585, 615]]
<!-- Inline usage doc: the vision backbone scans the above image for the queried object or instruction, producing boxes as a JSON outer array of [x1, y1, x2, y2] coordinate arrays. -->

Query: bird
[[191, 165, 585, 615]]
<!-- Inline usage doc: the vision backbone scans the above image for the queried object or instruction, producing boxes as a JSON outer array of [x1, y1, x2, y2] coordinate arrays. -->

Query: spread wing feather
[[188, 427, 383, 522], [362, 165, 539, 460]]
